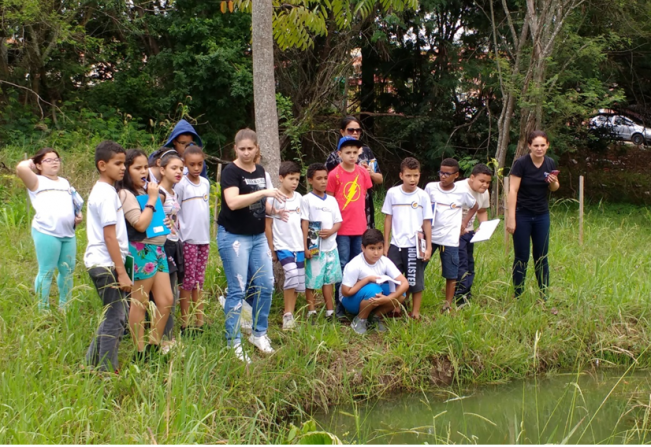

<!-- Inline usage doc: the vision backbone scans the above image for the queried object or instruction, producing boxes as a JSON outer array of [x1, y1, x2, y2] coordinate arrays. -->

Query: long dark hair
[[340, 116, 362, 131], [116, 149, 148, 195], [32, 148, 60, 174]]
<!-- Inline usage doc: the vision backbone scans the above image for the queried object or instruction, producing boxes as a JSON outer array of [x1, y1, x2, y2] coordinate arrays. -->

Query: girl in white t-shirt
[[157, 151, 183, 349], [16, 148, 83, 311]]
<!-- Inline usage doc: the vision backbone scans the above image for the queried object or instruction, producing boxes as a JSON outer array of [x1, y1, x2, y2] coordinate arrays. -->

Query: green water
[[317, 370, 651, 444]]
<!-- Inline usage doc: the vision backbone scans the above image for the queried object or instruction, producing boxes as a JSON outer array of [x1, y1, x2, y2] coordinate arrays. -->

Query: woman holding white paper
[[506, 131, 560, 300]]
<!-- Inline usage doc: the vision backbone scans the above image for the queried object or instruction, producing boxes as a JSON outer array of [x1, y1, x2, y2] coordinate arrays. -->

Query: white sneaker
[[282, 313, 296, 331], [231, 342, 251, 364], [248, 333, 275, 354], [240, 319, 253, 334], [218, 295, 226, 308]]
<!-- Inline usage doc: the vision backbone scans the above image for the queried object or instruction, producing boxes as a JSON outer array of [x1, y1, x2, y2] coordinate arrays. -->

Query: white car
[[589, 114, 651, 146]]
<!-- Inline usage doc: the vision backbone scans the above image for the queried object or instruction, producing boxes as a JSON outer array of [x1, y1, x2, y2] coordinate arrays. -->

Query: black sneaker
[[335, 302, 349, 322]]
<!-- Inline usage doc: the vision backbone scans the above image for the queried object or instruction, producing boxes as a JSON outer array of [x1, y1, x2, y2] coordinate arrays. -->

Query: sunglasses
[[41, 158, 61, 164], [345, 127, 363, 134], [438, 170, 458, 177]]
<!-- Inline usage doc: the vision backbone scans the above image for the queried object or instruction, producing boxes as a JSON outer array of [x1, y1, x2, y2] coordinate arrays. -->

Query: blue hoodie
[[157, 119, 208, 179]]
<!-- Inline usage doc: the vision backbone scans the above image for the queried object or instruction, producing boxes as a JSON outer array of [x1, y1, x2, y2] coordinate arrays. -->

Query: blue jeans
[[455, 231, 475, 301], [334, 235, 363, 307], [32, 228, 76, 311], [512, 210, 550, 298], [217, 226, 273, 345]]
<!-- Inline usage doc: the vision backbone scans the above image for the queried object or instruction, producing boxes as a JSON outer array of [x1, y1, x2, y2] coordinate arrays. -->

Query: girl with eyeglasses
[[16, 148, 83, 311]]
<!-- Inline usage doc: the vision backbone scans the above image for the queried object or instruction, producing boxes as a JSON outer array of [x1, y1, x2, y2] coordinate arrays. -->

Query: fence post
[[25, 153, 31, 223], [212, 163, 223, 239], [504, 176, 510, 256], [579, 175, 584, 246]]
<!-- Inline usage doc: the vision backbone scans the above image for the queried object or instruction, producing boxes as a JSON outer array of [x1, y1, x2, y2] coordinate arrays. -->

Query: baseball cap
[[337, 136, 364, 151]]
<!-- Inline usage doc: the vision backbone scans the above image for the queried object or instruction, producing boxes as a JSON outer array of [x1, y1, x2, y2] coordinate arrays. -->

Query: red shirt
[[326, 164, 373, 236]]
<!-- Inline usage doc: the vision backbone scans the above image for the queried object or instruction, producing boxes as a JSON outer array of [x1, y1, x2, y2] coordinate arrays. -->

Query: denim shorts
[[431, 243, 459, 279]]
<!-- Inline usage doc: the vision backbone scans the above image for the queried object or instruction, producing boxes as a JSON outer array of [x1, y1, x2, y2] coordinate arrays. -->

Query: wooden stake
[[212, 163, 223, 239], [25, 153, 31, 223], [579, 175, 584, 246], [504, 176, 510, 256]]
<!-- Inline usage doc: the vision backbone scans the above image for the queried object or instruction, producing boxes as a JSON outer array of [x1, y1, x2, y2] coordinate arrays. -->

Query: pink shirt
[[326, 164, 372, 236]]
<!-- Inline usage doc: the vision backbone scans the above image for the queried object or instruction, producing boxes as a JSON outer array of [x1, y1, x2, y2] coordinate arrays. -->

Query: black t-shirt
[[510, 155, 557, 214], [218, 163, 267, 235]]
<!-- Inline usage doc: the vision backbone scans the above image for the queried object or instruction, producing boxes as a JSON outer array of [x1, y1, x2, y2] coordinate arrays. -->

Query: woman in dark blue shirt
[[506, 131, 560, 300]]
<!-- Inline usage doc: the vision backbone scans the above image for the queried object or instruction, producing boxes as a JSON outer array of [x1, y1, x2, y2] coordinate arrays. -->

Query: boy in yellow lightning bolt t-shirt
[[327, 136, 373, 321]]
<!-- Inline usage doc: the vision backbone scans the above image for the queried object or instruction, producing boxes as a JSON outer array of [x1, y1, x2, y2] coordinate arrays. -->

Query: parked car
[[589, 114, 651, 145]]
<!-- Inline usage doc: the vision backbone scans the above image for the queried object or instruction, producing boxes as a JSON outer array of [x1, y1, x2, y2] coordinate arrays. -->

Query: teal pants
[[32, 228, 76, 310]]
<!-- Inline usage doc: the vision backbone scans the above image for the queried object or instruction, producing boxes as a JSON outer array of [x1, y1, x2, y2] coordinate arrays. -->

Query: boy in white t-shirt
[[84, 141, 131, 373], [424, 158, 478, 313], [341, 229, 409, 334], [381, 157, 432, 320], [455, 164, 492, 306], [301, 163, 343, 321], [265, 161, 305, 331]]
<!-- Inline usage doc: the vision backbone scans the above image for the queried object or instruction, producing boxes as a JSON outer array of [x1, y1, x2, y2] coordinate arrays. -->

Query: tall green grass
[[1, 145, 651, 443]]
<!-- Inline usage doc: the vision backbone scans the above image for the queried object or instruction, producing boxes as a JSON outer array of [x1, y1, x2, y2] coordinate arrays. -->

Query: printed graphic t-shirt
[[218, 163, 268, 235], [381, 186, 433, 248], [425, 182, 477, 247], [326, 164, 372, 236]]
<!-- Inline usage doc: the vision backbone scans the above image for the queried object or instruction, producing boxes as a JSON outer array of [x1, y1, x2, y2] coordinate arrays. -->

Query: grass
[[1, 145, 651, 443]]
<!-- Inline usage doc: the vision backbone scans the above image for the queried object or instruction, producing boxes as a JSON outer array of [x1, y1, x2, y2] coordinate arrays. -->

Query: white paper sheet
[[470, 219, 501, 243]]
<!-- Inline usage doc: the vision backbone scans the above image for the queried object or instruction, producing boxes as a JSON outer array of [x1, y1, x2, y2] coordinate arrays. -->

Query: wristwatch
[[145, 204, 156, 212]]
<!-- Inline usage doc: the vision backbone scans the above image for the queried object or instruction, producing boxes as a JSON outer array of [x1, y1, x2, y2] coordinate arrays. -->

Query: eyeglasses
[[41, 158, 61, 164], [346, 127, 363, 134], [438, 170, 458, 177]]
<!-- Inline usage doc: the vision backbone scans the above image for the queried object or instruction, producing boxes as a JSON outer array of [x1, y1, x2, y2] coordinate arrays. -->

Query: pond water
[[316, 370, 651, 444]]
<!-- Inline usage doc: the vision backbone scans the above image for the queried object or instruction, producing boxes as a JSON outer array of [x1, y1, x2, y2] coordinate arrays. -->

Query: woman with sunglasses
[[325, 116, 383, 229], [16, 148, 83, 311]]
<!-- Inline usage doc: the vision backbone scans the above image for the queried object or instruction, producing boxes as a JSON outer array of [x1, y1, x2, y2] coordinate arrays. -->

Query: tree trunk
[[360, 23, 376, 133], [251, 0, 281, 185]]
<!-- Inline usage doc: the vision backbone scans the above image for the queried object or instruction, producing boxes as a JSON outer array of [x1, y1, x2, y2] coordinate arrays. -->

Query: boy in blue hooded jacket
[[152, 119, 208, 180]]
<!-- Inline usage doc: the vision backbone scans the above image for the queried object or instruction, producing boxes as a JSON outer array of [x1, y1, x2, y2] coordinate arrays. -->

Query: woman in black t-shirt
[[217, 128, 286, 362], [506, 130, 560, 300], [325, 116, 383, 229]]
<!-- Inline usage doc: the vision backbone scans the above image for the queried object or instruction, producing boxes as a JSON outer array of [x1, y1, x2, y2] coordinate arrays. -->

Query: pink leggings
[[182, 243, 210, 291]]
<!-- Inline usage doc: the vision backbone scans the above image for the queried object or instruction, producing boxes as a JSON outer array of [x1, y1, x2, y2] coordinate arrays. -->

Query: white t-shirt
[[457, 179, 490, 231], [265, 172, 273, 189], [84, 181, 129, 268], [160, 185, 181, 242], [175, 175, 210, 244], [424, 182, 477, 247], [28, 176, 76, 238], [300, 192, 343, 253], [381, 185, 433, 248], [148, 168, 159, 184], [267, 191, 303, 252], [342, 253, 402, 292]]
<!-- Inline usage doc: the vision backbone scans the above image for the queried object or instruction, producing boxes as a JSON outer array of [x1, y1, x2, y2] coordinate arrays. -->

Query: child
[[327, 136, 373, 322], [84, 141, 130, 373], [265, 161, 304, 331], [175, 145, 211, 334], [162, 119, 208, 179], [340, 229, 409, 334], [455, 164, 492, 306], [425, 158, 478, 313], [117, 149, 173, 360], [157, 151, 184, 350], [301, 163, 343, 320], [381, 157, 433, 319], [16, 148, 83, 312]]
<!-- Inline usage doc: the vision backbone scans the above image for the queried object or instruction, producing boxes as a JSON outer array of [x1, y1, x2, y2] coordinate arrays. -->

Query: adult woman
[[217, 128, 285, 363], [16, 148, 83, 311], [325, 116, 383, 229], [506, 131, 560, 300]]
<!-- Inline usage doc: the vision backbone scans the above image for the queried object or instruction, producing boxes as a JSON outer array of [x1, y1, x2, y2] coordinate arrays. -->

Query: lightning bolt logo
[[342, 175, 361, 210]]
